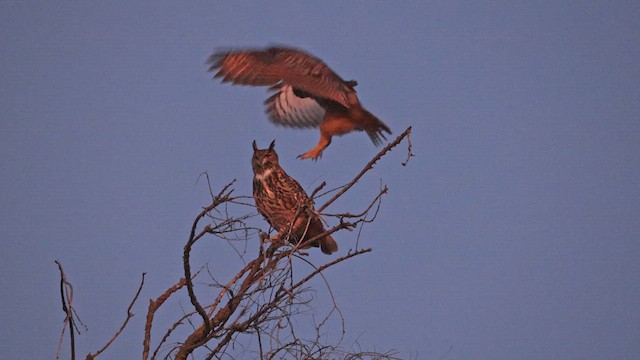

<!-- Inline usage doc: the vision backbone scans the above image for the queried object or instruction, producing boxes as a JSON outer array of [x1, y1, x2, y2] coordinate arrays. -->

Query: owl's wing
[[264, 84, 325, 128], [207, 46, 355, 108]]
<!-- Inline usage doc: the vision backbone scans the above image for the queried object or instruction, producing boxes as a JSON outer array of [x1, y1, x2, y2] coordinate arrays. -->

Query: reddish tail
[[357, 107, 391, 146]]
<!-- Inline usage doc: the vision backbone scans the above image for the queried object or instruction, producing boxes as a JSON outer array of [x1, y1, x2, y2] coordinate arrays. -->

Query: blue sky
[[1, 1, 639, 359]]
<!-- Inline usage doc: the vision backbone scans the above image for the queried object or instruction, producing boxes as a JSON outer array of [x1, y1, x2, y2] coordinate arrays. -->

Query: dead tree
[[56, 127, 413, 360]]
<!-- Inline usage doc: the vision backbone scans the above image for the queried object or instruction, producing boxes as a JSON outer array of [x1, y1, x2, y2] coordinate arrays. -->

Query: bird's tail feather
[[319, 235, 338, 255], [358, 108, 392, 146]]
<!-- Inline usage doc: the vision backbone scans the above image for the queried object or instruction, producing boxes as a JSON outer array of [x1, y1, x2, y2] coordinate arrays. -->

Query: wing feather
[[208, 46, 356, 108], [264, 85, 325, 128]]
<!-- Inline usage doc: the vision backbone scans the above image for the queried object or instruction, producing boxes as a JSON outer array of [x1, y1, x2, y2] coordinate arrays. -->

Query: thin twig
[[143, 278, 187, 360], [290, 248, 372, 293], [55, 260, 75, 360], [323, 185, 388, 218], [318, 126, 412, 212], [402, 126, 414, 166], [86, 273, 146, 360]]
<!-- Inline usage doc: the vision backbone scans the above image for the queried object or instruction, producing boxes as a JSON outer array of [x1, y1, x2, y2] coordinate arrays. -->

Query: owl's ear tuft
[[252, 140, 258, 151], [268, 140, 276, 151]]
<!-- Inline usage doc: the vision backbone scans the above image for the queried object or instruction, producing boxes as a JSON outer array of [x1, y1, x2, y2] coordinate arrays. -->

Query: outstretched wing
[[264, 84, 325, 128], [207, 46, 356, 108]]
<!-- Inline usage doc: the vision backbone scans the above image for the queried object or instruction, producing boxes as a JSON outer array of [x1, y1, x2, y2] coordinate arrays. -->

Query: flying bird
[[208, 46, 391, 160], [252, 140, 338, 254]]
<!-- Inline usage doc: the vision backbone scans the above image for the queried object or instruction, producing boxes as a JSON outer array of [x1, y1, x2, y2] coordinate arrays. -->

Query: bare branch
[[318, 126, 412, 212], [182, 179, 237, 345], [143, 278, 187, 360], [402, 126, 414, 166], [86, 272, 146, 360], [55, 260, 75, 360], [323, 185, 388, 218]]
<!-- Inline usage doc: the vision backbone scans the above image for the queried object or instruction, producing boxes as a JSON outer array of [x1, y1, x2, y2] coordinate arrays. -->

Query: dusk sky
[[2, 2, 639, 359]]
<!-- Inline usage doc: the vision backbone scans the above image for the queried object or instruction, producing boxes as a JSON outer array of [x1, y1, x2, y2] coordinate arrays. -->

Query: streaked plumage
[[252, 140, 338, 254], [208, 46, 391, 160]]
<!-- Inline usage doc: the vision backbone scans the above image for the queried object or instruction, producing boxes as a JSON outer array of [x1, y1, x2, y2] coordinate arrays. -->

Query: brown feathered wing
[[208, 47, 354, 108]]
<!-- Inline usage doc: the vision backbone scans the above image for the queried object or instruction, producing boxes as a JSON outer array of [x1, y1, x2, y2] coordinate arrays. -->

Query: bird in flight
[[252, 140, 338, 254], [208, 45, 391, 160]]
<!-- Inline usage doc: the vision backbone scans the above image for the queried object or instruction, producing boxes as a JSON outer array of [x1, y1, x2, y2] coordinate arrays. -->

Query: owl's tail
[[319, 235, 339, 255], [297, 217, 339, 254]]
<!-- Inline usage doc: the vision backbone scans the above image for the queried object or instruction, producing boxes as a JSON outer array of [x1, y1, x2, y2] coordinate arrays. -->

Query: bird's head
[[252, 140, 279, 175]]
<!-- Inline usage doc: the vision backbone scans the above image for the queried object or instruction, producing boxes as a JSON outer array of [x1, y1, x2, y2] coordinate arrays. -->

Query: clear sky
[[1, 1, 639, 359]]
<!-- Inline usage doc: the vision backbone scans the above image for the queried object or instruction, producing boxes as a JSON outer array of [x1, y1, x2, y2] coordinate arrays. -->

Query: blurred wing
[[208, 46, 355, 108], [207, 48, 283, 86], [264, 85, 325, 128]]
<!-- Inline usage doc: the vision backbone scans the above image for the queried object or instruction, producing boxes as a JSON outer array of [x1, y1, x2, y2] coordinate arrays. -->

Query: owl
[[252, 140, 338, 254], [208, 46, 392, 160]]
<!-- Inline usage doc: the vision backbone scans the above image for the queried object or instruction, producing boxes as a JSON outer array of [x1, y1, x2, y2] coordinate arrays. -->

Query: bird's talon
[[298, 150, 322, 161]]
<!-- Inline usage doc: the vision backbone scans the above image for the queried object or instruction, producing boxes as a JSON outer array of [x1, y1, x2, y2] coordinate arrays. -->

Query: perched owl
[[208, 46, 392, 160], [252, 140, 338, 254]]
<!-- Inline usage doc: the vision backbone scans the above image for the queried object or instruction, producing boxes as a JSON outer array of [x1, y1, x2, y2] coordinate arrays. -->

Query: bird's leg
[[298, 133, 332, 160]]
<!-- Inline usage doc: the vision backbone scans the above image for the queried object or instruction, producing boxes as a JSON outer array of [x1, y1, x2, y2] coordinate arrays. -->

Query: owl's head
[[252, 140, 279, 174]]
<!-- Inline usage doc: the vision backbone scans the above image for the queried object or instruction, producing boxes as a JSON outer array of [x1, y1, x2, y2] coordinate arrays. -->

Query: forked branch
[[55, 260, 76, 360]]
